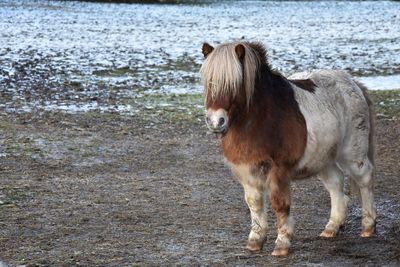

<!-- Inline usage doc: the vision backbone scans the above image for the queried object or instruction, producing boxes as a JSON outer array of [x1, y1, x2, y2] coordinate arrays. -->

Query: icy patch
[[0, 0, 399, 113], [358, 75, 400, 90]]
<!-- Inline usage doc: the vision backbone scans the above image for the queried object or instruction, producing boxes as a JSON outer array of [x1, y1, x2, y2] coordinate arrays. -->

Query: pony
[[200, 41, 376, 256]]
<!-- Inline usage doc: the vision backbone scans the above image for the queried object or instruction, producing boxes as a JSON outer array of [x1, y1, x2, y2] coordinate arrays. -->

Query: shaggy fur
[[201, 41, 376, 256], [201, 42, 263, 108]]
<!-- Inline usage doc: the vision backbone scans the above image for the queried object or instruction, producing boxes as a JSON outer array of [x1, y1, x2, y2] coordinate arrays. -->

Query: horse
[[200, 41, 376, 256]]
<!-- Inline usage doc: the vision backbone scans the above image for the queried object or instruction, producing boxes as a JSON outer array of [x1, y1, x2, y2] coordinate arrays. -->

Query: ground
[[0, 91, 399, 266]]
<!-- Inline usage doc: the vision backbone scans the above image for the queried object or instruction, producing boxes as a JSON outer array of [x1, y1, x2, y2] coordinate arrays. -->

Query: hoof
[[246, 241, 263, 252], [360, 227, 375, 237], [320, 229, 337, 238], [271, 247, 289, 257]]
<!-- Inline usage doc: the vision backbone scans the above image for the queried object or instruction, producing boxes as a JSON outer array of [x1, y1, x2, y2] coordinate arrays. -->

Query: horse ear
[[235, 44, 245, 60], [202, 43, 214, 58]]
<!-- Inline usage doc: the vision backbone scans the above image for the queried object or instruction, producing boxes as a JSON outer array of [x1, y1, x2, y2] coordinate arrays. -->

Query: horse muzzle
[[205, 109, 229, 134]]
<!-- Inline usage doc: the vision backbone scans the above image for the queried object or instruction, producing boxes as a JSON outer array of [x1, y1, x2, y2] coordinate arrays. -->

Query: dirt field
[[0, 91, 399, 266]]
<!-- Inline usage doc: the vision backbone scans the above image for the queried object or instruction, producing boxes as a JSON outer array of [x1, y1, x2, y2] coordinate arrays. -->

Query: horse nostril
[[218, 117, 225, 127], [206, 116, 211, 125]]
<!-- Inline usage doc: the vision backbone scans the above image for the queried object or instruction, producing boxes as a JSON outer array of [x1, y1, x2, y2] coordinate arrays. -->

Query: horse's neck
[[222, 70, 307, 166], [229, 68, 293, 132]]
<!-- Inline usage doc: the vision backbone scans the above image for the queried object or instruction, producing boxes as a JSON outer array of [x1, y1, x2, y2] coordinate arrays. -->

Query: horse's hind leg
[[345, 158, 376, 237], [319, 163, 349, 238]]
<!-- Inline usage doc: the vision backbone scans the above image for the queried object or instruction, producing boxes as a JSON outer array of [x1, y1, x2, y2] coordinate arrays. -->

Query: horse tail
[[355, 81, 375, 164], [350, 81, 376, 196]]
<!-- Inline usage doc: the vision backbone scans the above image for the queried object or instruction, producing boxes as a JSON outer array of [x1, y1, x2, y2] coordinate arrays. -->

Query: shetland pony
[[200, 41, 376, 256]]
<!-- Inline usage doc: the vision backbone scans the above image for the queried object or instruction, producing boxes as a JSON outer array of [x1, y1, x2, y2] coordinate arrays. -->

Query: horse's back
[[290, 70, 372, 174]]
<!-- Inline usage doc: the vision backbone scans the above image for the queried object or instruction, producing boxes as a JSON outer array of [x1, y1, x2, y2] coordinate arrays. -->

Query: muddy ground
[[0, 91, 399, 266]]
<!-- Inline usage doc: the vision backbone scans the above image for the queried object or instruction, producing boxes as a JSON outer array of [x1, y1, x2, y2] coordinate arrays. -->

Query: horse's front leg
[[231, 164, 268, 252], [243, 183, 268, 252], [268, 166, 293, 256]]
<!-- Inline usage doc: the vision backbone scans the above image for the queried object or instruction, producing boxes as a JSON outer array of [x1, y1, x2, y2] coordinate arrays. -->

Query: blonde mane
[[200, 41, 262, 108]]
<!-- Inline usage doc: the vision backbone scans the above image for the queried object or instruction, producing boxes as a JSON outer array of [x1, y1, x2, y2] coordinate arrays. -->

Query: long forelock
[[200, 42, 262, 108]]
